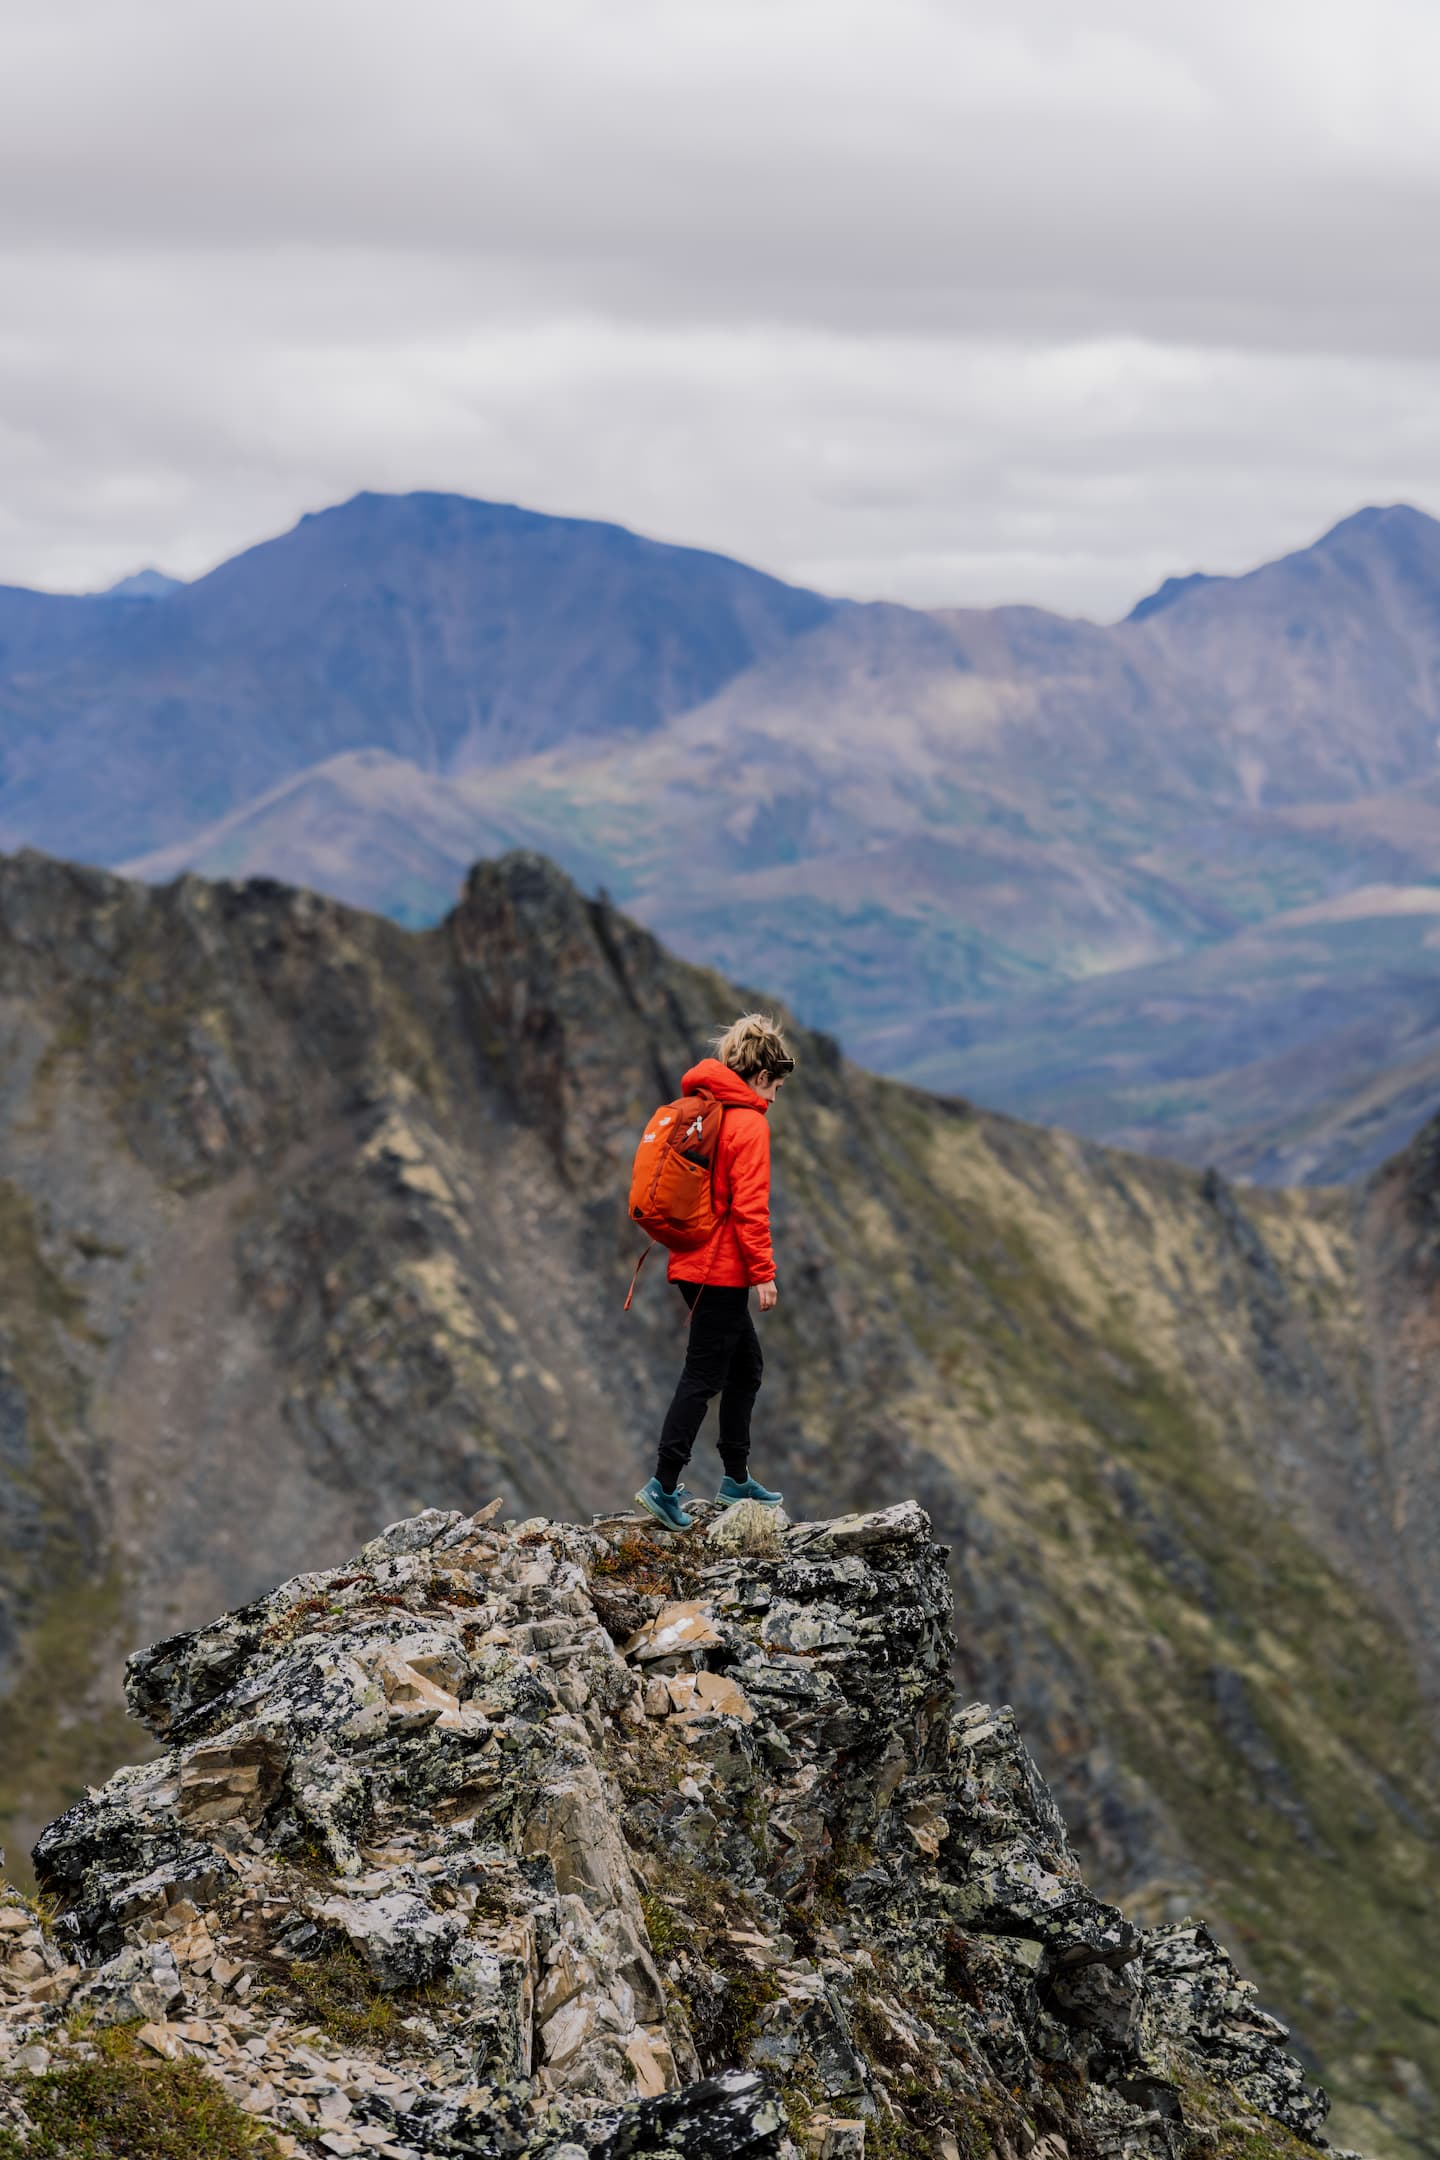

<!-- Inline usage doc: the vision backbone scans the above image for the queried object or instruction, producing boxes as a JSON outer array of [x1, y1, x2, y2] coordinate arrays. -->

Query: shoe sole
[[715, 1492, 783, 1508], [634, 1488, 693, 1533]]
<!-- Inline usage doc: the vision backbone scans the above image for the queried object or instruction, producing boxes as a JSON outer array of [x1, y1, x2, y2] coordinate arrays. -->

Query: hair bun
[[712, 1011, 795, 1083]]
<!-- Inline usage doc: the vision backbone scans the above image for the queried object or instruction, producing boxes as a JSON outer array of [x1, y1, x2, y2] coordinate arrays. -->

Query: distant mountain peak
[[1125, 503, 1440, 625], [1318, 501, 1432, 539], [301, 488, 548, 530], [100, 568, 185, 602], [1311, 501, 1439, 557], [1124, 569, 1220, 624], [321, 487, 676, 557], [1, 491, 834, 868], [295, 486, 792, 577]]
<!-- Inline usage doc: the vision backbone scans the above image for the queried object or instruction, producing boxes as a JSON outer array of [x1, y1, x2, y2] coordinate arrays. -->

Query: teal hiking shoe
[[716, 1473, 783, 1508], [635, 1478, 694, 1532]]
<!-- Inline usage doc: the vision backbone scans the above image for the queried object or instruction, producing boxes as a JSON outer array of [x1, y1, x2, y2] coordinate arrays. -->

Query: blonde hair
[[712, 1011, 794, 1084]]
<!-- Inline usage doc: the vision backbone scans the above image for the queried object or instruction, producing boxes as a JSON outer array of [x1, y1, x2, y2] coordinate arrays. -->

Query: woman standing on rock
[[635, 1013, 794, 1532]]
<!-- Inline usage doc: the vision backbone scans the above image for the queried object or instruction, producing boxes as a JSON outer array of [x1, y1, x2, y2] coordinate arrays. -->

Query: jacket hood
[[682, 1057, 769, 1112]]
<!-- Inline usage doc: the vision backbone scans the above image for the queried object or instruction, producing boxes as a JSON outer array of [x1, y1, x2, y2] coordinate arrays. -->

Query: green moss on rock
[[257, 1941, 444, 2047]]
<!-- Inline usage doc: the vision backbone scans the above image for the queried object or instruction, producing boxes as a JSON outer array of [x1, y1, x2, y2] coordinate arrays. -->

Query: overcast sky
[[3, 0, 1439, 618]]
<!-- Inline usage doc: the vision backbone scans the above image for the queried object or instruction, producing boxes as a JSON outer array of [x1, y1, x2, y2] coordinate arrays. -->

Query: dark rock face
[[1, 1501, 1333, 2160]]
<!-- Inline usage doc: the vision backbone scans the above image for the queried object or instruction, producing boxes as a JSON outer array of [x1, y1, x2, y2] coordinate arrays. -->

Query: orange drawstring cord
[[622, 1244, 652, 1312]]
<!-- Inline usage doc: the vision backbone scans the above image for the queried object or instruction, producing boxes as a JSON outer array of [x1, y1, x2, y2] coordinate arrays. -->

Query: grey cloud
[[4, 0, 1440, 354], [1, 0, 1438, 611]]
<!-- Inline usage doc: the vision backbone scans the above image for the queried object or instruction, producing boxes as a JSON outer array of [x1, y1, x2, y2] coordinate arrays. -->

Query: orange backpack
[[622, 1089, 726, 1308]]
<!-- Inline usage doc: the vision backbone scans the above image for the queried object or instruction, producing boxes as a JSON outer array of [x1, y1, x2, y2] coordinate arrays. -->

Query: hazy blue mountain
[[1125, 568, 1220, 622], [100, 568, 186, 601], [0, 586, 110, 678], [0, 490, 834, 860], [1126, 503, 1440, 803]]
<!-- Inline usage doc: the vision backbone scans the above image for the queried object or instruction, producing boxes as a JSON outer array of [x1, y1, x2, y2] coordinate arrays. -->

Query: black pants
[[655, 1283, 763, 1491]]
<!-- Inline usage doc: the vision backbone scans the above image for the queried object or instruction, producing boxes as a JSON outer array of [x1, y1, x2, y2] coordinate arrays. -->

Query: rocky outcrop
[[2, 1499, 1338, 2160]]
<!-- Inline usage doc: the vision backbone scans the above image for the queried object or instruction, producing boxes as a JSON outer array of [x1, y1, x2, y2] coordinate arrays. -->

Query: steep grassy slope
[[0, 849, 1436, 2152]]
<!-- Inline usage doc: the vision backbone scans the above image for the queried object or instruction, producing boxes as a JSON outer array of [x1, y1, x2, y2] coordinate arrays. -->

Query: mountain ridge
[[24, 495, 1436, 625], [11, 494, 1440, 1176], [0, 844, 1437, 2150]]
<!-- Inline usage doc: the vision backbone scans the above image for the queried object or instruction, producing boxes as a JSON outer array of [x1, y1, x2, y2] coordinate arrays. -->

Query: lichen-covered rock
[[582, 2067, 785, 2154], [1142, 1921, 1330, 2142], [67, 1939, 185, 2027], [1, 1501, 1341, 2159]]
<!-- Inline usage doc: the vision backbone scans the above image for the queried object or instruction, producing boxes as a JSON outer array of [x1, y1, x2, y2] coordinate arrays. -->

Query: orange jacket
[[666, 1057, 775, 1288]]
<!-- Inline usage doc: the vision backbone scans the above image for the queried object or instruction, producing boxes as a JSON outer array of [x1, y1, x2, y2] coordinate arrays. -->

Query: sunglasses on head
[[766, 1057, 795, 1081]]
